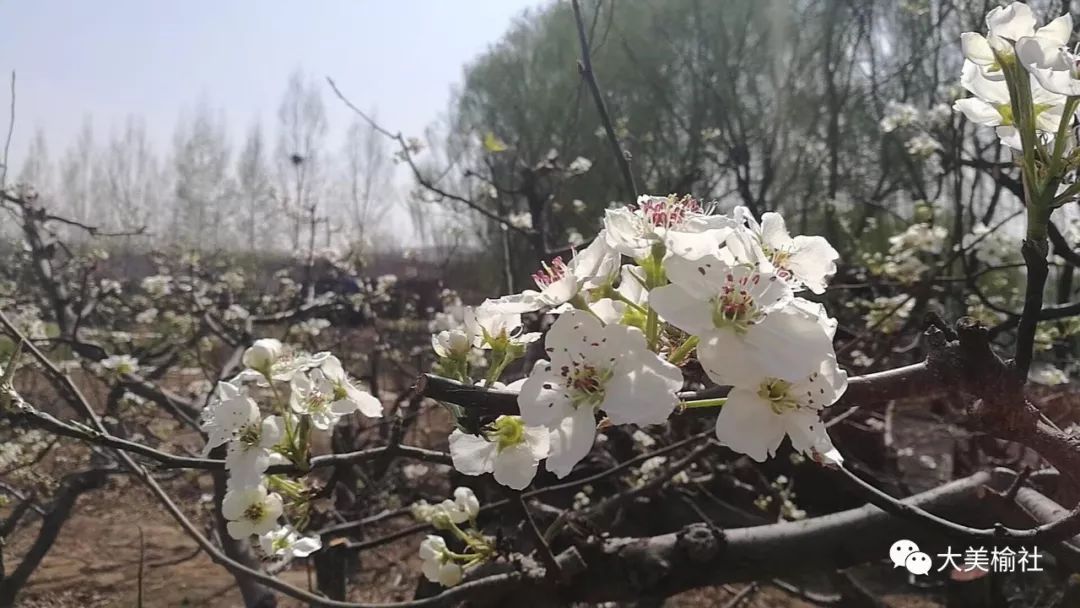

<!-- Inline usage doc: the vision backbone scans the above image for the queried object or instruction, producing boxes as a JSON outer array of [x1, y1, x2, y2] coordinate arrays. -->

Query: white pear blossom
[[485, 236, 619, 313], [567, 156, 593, 175], [1029, 362, 1069, 385], [100, 354, 139, 375], [953, 60, 1065, 149], [200, 382, 259, 456], [1025, 47, 1080, 96], [449, 415, 550, 490], [650, 255, 834, 385], [961, 3, 1069, 74], [1015, 19, 1073, 72], [318, 356, 383, 418], [419, 535, 463, 587], [518, 310, 683, 478], [259, 526, 322, 558], [727, 208, 839, 294], [464, 304, 540, 349], [290, 367, 369, 430], [715, 358, 847, 464], [880, 101, 920, 133], [603, 194, 735, 260], [226, 415, 283, 489], [221, 485, 284, 539]]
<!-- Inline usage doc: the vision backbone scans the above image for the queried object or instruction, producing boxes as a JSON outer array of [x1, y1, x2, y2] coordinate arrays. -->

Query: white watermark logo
[[890, 539, 1043, 575]]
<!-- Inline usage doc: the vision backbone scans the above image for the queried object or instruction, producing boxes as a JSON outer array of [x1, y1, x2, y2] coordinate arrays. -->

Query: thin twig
[[570, 0, 638, 200], [1, 71, 14, 190]]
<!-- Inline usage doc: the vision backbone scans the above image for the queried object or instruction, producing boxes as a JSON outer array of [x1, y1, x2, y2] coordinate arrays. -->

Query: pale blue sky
[[0, 0, 545, 163]]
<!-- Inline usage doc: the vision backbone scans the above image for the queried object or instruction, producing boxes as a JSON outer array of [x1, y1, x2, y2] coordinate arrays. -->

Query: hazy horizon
[[0, 1, 548, 243]]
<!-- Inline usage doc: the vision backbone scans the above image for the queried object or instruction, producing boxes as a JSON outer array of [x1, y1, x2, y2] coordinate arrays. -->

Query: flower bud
[[243, 339, 283, 372], [437, 562, 463, 587], [453, 487, 480, 519], [432, 329, 471, 358]]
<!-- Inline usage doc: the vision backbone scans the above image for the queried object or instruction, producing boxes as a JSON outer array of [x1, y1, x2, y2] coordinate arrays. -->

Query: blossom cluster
[[954, 2, 1074, 149], [412, 487, 493, 587], [198, 338, 383, 560], [431, 194, 847, 494]]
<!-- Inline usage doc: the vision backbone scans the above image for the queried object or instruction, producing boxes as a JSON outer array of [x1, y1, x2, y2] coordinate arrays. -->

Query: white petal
[[986, 2, 1036, 41], [492, 443, 540, 490], [523, 425, 551, 459], [570, 233, 619, 289], [662, 253, 732, 301], [448, 430, 497, 476], [1036, 13, 1072, 46], [953, 98, 1003, 127], [1031, 65, 1080, 97], [649, 284, 714, 336], [517, 360, 574, 428], [960, 60, 1010, 104], [291, 535, 322, 557], [789, 236, 838, 294], [227, 520, 254, 539], [714, 388, 787, 462], [603, 352, 682, 426], [961, 32, 995, 65], [759, 213, 794, 249], [546, 407, 597, 478]]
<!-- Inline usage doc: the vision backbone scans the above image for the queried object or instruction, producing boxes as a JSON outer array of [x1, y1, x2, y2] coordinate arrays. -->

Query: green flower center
[[243, 502, 265, 522], [488, 416, 526, 451], [237, 424, 261, 447], [757, 378, 799, 414], [306, 392, 328, 414], [332, 384, 348, 402]]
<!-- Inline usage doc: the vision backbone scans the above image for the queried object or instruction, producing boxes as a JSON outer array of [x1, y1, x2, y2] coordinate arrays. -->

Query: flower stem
[[668, 336, 699, 364], [680, 397, 726, 410]]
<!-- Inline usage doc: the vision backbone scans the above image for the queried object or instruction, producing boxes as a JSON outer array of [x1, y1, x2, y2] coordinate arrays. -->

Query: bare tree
[[275, 69, 328, 253], [235, 121, 274, 250], [170, 102, 231, 248], [341, 115, 394, 253]]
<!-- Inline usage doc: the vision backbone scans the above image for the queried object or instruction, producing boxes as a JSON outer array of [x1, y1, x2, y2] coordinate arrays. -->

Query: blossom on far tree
[[715, 357, 847, 464], [726, 208, 839, 294], [518, 310, 683, 478], [449, 415, 550, 490], [603, 194, 735, 261], [221, 485, 284, 539], [99, 354, 139, 376], [484, 235, 619, 313], [419, 535, 464, 587], [259, 526, 322, 559]]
